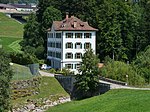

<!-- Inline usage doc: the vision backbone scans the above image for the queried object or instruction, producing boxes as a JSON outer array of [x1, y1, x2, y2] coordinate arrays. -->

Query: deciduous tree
[[0, 49, 13, 111], [75, 49, 100, 99]]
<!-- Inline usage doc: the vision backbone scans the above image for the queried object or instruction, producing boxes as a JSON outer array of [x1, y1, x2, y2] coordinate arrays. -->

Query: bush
[[55, 68, 74, 76], [100, 60, 145, 86], [10, 52, 39, 65], [49, 68, 56, 73]]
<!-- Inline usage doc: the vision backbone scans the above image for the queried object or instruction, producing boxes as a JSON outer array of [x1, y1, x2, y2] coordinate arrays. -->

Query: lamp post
[[126, 75, 128, 86]]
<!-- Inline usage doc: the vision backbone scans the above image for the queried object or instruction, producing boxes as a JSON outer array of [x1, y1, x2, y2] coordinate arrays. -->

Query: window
[[49, 42, 53, 47], [75, 63, 81, 69], [75, 42, 82, 49], [52, 42, 55, 48], [65, 64, 73, 69], [66, 33, 73, 38], [52, 52, 55, 57], [56, 52, 61, 59], [66, 42, 73, 49], [84, 43, 91, 49], [75, 33, 82, 38], [56, 43, 61, 48], [65, 53, 73, 59], [48, 51, 52, 56], [49, 33, 53, 38], [56, 33, 61, 38], [47, 42, 51, 47], [84, 33, 92, 38], [75, 53, 82, 59]]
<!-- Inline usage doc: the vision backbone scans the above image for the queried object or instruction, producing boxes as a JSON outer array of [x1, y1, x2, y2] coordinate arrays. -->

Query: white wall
[[47, 28, 96, 74], [62, 31, 96, 73]]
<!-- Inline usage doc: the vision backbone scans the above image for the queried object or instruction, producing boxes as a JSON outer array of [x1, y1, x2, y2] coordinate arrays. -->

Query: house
[[11, 4, 36, 12], [47, 14, 98, 74], [0, 4, 16, 10]]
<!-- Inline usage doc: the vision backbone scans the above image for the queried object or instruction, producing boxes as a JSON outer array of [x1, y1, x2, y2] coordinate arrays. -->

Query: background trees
[[20, 13, 44, 59], [75, 49, 100, 99], [0, 49, 13, 111], [132, 45, 150, 84]]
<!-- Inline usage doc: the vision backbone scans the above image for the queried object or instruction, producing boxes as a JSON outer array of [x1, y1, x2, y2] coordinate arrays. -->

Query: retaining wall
[[11, 77, 41, 99]]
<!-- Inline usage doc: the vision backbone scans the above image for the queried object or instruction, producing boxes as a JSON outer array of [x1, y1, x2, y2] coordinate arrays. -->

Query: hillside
[[0, 13, 23, 37], [47, 89, 150, 112], [0, 13, 23, 52]]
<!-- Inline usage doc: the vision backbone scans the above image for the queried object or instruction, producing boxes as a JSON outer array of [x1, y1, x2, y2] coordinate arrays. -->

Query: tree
[[96, 0, 139, 61], [20, 13, 44, 59], [75, 49, 100, 99], [138, 0, 150, 51], [0, 49, 13, 111], [41, 6, 62, 50], [132, 45, 150, 84]]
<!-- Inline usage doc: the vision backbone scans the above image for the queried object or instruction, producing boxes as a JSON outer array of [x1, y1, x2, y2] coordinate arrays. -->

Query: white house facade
[[47, 15, 98, 74]]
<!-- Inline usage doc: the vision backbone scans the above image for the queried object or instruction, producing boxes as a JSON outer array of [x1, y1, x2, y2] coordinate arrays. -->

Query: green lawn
[[0, 12, 24, 52], [0, 13, 23, 38], [0, 37, 22, 52], [12, 63, 34, 81], [47, 89, 150, 112], [12, 76, 69, 106]]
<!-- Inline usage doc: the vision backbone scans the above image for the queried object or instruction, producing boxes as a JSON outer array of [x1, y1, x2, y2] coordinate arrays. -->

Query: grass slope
[[0, 13, 23, 37], [12, 76, 69, 106], [47, 89, 150, 112], [0, 37, 22, 52], [0, 13, 24, 52], [12, 63, 33, 81]]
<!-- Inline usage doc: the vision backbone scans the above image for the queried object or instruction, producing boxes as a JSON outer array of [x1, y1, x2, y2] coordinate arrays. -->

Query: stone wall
[[11, 77, 41, 99]]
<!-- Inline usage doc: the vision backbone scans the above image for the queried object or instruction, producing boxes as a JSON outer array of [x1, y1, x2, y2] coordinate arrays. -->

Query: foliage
[[10, 52, 38, 65], [75, 49, 100, 99], [49, 68, 56, 74], [132, 45, 150, 84], [40, 6, 62, 55], [47, 89, 150, 112], [55, 68, 73, 76], [20, 13, 44, 59], [0, 49, 13, 111], [96, 0, 139, 61], [137, 0, 150, 52], [100, 59, 145, 86]]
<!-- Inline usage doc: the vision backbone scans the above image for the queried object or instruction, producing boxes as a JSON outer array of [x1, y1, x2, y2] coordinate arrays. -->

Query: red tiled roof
[[51, 16, 98, 31]]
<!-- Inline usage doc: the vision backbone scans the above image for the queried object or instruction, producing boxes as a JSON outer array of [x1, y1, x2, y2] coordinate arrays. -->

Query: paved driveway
[[39, 70, 54, 77]]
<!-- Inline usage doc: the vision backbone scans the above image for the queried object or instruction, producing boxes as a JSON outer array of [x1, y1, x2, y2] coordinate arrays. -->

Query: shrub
[[49, 68, 56, 73], [10, 52, 38, 65], [100, 60, 145, 86]]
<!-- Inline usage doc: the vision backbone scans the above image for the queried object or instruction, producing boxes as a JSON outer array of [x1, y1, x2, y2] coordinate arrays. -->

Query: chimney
[[66, 12, 69, 19], [74, 20, 77, 28]]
